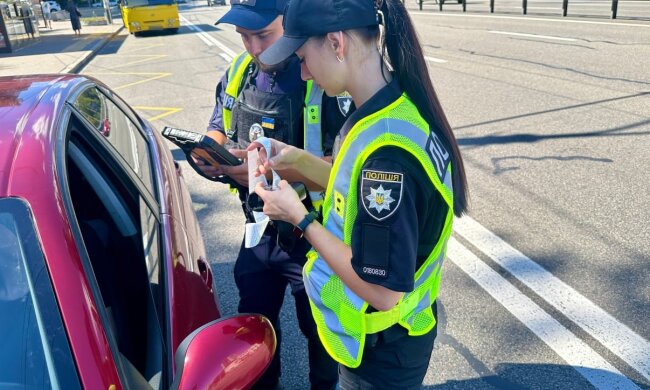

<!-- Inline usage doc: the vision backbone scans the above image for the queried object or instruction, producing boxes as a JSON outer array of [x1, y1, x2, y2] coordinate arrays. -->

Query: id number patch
[[361, 169, 403, 221]]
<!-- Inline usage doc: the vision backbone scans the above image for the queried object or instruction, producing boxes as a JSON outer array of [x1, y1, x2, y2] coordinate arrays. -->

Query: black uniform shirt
[[207, 56, 353, 153], [342, 78, 448, 293]]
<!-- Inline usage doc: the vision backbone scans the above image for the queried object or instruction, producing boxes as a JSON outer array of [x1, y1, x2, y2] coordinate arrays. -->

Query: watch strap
[[295, 210, 319, 236]]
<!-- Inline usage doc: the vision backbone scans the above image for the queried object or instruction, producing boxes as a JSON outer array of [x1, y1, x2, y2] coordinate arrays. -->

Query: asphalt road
[[83, 2, 650, 388]]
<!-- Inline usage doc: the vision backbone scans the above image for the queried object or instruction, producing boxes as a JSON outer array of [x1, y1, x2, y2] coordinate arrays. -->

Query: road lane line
[[120, 43, 165, 54], [488, 30, 578, 41], [180, 14, 238, 58], [112, 54, 168, 68], [201, 33, 238, 58], [425, 55, 448, 63], [219, 53, 233, 63], [447, 238, 641, 390], [85, 72, 172, 90], [410, 12, 650, 28], [453, 216, 650, 382], [182, 18, 214, 47], [133, 106, 183, 122]]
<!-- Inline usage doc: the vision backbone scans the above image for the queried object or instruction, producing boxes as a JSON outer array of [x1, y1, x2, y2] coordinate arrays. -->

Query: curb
[[65, 25, 124, 74]]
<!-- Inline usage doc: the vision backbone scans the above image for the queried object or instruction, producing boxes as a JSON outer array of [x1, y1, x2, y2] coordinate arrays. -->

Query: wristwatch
[[294, 210, 319, 238]]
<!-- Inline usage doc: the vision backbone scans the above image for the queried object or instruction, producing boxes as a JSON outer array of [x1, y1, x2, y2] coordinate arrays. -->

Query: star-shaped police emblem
[[337, 96, 352, 116], [365, 185, 395, 214]]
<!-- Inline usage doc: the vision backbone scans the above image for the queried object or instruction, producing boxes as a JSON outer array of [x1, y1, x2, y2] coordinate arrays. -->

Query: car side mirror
[[172, 314, 276, 390]]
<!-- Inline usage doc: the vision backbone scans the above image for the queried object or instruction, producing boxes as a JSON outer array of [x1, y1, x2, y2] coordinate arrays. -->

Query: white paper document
[[244, 141, 280, 248]]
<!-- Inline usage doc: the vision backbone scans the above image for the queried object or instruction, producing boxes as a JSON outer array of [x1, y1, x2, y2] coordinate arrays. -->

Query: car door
[[65, 84, 169, 389]]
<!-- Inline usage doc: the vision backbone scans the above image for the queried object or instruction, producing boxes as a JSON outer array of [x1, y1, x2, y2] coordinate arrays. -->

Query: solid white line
[[488, 30, 578, 41], [453, 216, 650, 383], [447, 238, 641, 390], [425, 55, 448, 63], [219, 52, 233, 62], [201, 31, 238, 58], [181, 17, 214, 47], [179, 14, 239, 58], [410, 11, 650, 28]]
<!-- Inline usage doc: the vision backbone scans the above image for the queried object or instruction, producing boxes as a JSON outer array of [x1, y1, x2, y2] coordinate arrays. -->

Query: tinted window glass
[[73, 87, 104, 129], [141, 199, 163, 324], [73, 88, 155, 195], [0, 199, 79, 389]]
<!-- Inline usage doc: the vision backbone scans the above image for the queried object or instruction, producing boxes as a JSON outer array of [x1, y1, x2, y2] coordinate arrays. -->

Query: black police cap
[[259, 0, 379, 66]]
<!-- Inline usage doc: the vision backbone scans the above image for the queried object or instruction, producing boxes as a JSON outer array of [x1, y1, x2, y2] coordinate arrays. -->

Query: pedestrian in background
[[67, 0, 82, 35], [20, 2, 35, 38], [252, 0, 469, 388], [41, 1, 52, 29]]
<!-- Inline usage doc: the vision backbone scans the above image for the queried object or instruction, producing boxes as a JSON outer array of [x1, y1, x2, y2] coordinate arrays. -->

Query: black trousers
[[234, 230, 338, 390], [338, 302, 438, 390]]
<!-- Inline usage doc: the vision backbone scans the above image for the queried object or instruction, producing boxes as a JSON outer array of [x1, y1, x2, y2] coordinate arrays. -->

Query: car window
[[73, 87, 155, 197], [65, 116, 165, 389], [141, 198, 163, 326], [0, 199, 80, 389]]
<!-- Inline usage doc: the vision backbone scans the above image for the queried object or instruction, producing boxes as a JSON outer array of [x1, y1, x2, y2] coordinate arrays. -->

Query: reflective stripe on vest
[[223, 52, 253, 135], [304, 80, 325, 208], [303, 94, 455, 368]]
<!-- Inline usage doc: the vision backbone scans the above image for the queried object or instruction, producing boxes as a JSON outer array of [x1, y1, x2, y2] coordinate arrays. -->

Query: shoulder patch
[[337, 96, 352, 117], [361, 169, 403, 221]]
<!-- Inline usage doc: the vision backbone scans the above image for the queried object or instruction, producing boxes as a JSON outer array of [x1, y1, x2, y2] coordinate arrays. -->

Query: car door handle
[[174, 160, 182, 176]]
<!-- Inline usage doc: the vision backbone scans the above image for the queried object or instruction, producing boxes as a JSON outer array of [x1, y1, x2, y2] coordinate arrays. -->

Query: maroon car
[[0, 75, 275, 389]]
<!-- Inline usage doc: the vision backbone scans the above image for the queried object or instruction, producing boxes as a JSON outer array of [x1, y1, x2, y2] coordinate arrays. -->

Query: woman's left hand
[[254, 180, 308, 224]]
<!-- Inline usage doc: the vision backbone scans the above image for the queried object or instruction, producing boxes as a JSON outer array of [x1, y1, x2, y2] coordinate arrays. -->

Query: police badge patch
[[361, 169, 403, 221], [337, 96, 352, 117], [249, 123, 264, 141]]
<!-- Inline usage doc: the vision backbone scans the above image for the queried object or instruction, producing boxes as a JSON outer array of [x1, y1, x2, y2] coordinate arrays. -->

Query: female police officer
[[250, 0, 469, 388]]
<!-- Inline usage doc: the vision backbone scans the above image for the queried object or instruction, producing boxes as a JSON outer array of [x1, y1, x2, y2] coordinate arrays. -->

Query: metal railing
[[415, 0, 626, 19]]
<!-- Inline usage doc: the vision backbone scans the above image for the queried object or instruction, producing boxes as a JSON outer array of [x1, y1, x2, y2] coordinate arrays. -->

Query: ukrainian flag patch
[[262, 117, 275, 129]]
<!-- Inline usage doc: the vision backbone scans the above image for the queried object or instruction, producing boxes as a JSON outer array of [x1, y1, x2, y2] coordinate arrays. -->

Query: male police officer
[[197, 1, 354, 389]]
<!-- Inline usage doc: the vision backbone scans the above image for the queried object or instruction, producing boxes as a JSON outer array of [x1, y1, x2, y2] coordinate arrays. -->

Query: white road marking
[[179, 14, 238, 57], [488, 30, 578, 41], [410, 11, 650, 28], [453, 216, 650, 383], [219, 52, 233, 62], [425, 55, 448, 63], [181, 17, 213, 47], [447, 238, 641, 390]]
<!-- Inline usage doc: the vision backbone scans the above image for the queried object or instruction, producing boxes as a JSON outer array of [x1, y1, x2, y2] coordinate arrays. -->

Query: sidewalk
[[0, 18, 123, 77]]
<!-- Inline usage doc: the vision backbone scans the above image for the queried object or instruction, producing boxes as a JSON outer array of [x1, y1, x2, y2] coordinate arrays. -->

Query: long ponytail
[[377, 0, 468, 216]]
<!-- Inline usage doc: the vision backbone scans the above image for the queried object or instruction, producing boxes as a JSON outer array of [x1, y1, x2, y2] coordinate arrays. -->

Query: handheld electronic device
[[162, 126, 242, 182]]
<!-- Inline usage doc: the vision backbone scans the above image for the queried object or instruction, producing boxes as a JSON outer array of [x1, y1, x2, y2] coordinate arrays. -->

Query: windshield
[[123, 0, 175, 7], [0, 198, 79, 389]]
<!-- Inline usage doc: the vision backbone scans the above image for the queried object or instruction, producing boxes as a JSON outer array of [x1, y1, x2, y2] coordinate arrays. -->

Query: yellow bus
[[120, 0, 180, 34]]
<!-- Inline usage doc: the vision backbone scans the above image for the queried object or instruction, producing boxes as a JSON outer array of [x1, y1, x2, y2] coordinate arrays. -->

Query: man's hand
[[191, 153, 223, 178], [191, 130, 230, 180], [221, 163, 249, 187]]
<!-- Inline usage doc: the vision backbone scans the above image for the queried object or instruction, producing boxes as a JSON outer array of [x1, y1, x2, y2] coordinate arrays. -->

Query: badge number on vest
[[426, 132, 450, 183], [224, 94, 236, 111], [361, 170, 403, 221]]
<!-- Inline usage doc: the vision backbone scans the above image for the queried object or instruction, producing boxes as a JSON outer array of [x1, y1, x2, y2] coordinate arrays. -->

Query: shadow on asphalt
[[0, 33, 124, 57]]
